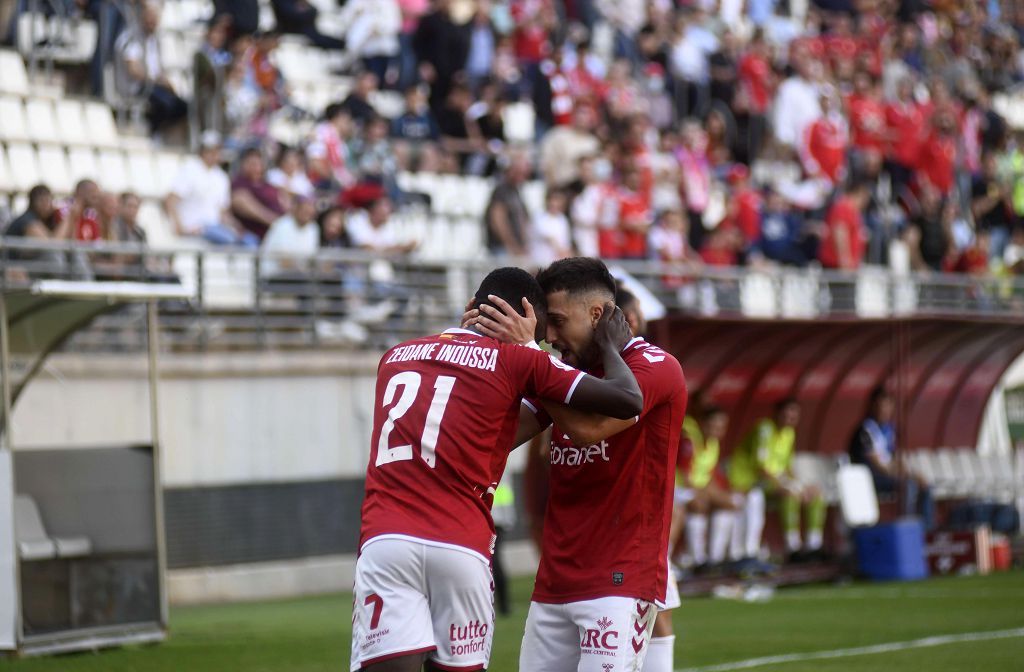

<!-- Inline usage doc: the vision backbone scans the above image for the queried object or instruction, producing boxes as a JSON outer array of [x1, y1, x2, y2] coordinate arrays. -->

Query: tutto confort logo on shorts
[[549, 439, 611, 466], [448, 620, 488, 657]]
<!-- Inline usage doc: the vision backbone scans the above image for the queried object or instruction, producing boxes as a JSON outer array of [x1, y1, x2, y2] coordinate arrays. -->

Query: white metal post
[[146, 300, 169, 628], [0, 293, 22, 650]]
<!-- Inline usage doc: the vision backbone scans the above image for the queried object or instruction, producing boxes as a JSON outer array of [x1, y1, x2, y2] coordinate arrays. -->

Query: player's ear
[[589, 302, 604, 328]]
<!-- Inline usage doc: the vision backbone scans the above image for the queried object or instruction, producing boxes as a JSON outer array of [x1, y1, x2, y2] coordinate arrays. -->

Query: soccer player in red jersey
[[352, 267, 644, 672], [477, 258, 687, 672]]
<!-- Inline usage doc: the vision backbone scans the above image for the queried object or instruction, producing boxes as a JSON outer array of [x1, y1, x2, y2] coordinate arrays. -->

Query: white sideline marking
[[675, 627, 1024, 672]]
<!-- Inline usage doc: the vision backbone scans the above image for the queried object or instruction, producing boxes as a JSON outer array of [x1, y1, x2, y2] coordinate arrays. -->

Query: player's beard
[[562, 339, 601, 372]]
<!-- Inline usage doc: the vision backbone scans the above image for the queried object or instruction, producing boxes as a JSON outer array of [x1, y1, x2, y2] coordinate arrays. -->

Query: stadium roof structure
[[0, 280, 190, 657], [0, 280, 190, 439], [649, 316, 1024, 454]]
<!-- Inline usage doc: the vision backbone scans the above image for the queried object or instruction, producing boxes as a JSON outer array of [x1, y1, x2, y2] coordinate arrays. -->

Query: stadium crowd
[[5, 0, 1024, 282]]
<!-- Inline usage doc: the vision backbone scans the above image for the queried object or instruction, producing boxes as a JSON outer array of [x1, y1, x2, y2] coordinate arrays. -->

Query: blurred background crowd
[[4, 0, 1024, 282]]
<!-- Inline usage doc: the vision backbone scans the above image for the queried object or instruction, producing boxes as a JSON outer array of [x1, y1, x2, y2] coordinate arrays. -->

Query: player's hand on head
[[461, 302, 480, 329], [476, 294, 537, 345], [594, 302, 632, 351]]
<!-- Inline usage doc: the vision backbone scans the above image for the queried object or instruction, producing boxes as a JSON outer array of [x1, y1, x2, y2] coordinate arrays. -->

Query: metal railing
[[2, 238, 1023, 353]]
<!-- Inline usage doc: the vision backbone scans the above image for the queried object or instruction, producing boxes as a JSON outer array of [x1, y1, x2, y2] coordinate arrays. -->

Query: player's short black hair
[[869, 385, 892, 407], [775, 397, 800, 413], [28, 184, 51, 204], [702, 404, 727, 420], [537, 257, 616, 300], [474, 267, 546, 318]]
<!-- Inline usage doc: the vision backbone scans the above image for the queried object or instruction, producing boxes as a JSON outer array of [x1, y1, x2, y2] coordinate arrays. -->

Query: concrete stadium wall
[[9, 351, 538, 604]]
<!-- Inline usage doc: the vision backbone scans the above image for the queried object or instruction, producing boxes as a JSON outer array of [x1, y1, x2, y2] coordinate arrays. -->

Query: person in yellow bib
[[727, 398, 826, 563], [678, 406, 740, 573]]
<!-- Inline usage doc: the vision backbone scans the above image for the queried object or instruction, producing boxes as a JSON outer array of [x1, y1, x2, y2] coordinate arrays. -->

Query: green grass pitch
[[3, 570, 1022, 671]]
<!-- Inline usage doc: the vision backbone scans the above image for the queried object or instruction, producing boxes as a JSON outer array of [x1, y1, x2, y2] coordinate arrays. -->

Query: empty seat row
[[0, 50, 29, 96], [904, 447, 1018, 502], [396, 172, 495, 219], [0, 142, 184, 198], [0, 95, 120, 147], [15, 494, 91, 561], [15, 13, 96, 63]]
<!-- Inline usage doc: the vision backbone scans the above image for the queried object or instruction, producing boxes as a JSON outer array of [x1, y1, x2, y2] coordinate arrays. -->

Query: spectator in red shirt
[[700, 224, 743, 267], [733, 28, 774, 164], [847, 71, 887, 155], [884, 76, 927, 195], [510, 0, 555, 66], [56, 179, 102, 242], [823, 13, 859, 74], [615, 163, 652, 260], [946, 230, 991, 276], [915, 109, 958, 197], [819, 179, 871, 270], [738, 29, 773, 116], [725, 164, 762, 247], [800, 89, 849, 185]]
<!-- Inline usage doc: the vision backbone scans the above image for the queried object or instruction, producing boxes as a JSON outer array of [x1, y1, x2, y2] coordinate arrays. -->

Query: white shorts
[[663, 556, 681, 610], [350, 536, 493, 671], [674, 487, 696, 506], [519, 597, 657, 672]]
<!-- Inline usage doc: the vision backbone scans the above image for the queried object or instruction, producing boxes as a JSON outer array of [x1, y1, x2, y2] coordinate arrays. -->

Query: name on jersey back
[[386, 341, 499, 372]]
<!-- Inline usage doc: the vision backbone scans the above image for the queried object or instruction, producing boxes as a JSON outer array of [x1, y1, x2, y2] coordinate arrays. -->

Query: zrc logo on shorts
[[581, 616, 619, 654]]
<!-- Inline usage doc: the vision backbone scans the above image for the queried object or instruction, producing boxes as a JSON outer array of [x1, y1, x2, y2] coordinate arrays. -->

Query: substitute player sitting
[[679, 406, 739, 574], [727, 399, 826, 565], [352, 267, 643, 672]]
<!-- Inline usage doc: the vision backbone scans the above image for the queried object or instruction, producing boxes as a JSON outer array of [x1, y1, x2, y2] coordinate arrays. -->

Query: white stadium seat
[[0, 96, 30, 142], [10, 192, 27, 215], [154, 151, 184, 197], [97, 150, 130, 192], [127, 150, 160, 199], [25, 98, 59, 144], [36, 145, 72, 194], [83, 101, 120, 148], [54, 99, 90, 145], [4, 143, 40, 192], [137, 198, 175, 248], [159, 33, 189, 72], [67, 146, 99, 184], [0, 51, 29, 96], [0, 146, 13, 193]]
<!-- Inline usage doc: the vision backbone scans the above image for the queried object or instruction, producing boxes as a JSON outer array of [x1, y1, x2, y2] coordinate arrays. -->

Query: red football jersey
[[848, 94, 887, 153], [529, 338, 687, 605], [359, 328, 586, 560]]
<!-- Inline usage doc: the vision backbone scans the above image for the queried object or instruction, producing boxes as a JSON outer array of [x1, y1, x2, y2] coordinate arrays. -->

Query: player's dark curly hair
[[474, 267, 547, 317], [536, 257, 616, 300]]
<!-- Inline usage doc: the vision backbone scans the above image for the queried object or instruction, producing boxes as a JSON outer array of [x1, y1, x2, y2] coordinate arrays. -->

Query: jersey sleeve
[[626, 343, 687, 421], [521, 397, 553, 431], [505, 344, 586, 407]]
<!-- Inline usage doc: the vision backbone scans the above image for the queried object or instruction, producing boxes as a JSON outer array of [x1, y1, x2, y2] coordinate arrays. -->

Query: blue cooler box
[[853, 519, 929, 581]]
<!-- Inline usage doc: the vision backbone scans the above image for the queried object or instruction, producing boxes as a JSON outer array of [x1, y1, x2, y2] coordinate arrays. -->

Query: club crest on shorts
[[612, 571, 624, 585]]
